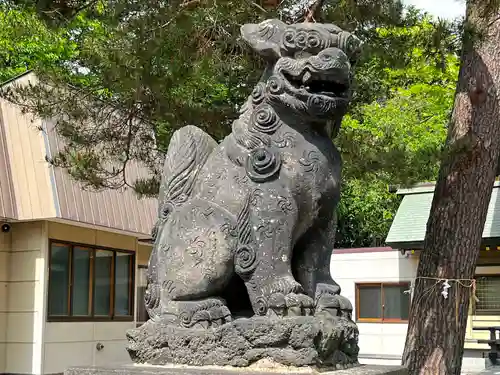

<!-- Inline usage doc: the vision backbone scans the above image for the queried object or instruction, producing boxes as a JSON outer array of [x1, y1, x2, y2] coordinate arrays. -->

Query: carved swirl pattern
[[307, 30, 324, 49], [192, 205, 215, 219], [234, 173, 249, 186], [299, 150, 321, 173], [161, 201, 175, 220], [338, 31, 361, 60], [179, 310, 194, 328], [221, 219, 238, 237], [234, 193, 259, 278], [151, 221, 160, 242], [255, 296, 268, 316], [144, 282, 160, 312], [246, 147, 282, 182], [234, 245, 257, 276], [252, 104, 281, 134], [249, 188, 263, 207], [278, 197, 294, 214], [161, 279, 176, 294], [251, 82, 266, 105], [266, 75, 284, 95], [177, 299, 227, 328], [187, 236, 206, 266], [307, 95, 333, 114], [295, 30, 308, 49], [273, 132, 295, 148], [257, 221, 274, 239], [282, 28, 296, 50], [282, 27, 327, 52]]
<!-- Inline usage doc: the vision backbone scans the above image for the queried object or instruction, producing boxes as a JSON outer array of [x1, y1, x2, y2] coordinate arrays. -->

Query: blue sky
[[403, 0, 465, 20]]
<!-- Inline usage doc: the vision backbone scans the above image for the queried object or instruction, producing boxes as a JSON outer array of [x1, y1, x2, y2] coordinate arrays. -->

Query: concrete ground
[[463, 369, 500, 375]]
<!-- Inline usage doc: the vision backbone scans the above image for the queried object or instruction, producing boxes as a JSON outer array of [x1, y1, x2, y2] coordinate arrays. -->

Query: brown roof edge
[[333, 246, 397, 254], [138, 237, 153, 244], [0, 70, 34, 88], [49, 217, 153, 238]]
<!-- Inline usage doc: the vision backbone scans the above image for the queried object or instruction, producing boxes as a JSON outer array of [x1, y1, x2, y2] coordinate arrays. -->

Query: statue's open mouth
[[283, 70, 349, 99]]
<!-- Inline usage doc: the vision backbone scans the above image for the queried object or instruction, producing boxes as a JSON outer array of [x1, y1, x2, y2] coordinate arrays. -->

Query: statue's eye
[[320, 53, 333, 61]]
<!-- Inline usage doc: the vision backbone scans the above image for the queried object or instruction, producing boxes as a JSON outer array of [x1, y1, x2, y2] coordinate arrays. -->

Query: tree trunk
[[402, 2, 500, 375]]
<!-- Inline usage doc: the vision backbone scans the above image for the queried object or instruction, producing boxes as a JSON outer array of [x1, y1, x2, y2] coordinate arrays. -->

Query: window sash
[[115, 252, 135, 317], [47, 240, 135, 321], [71, 246, 92, 317], [356, 282, 410, 323], [135, 265, 150, 327], [474, 275, 500, 314]]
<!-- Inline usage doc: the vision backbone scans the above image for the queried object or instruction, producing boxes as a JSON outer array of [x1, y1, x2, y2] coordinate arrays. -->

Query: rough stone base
[[65, 364, 408, 375], [126, 315, 359, 368]]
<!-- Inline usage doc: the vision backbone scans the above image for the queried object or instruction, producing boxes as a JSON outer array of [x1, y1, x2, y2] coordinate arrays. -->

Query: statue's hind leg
[[154, 198, 238, 326], [145, 125, 218, 319]]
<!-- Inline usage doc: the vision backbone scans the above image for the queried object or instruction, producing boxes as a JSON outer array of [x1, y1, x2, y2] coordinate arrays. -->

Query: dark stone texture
[[65, 365, 408, 375], [127, 18, 363, 369], [128, 315, 357, 368]]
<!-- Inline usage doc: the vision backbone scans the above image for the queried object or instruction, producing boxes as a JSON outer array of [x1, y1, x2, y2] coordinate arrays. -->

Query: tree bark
[[402, 2, 500, 375]]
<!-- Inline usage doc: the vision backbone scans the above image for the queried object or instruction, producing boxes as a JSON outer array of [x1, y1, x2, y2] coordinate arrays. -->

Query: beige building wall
[[0, 220, 153, 374], [136, 243, 152, 266], [0, 221, 47, 375], [0, 228, 11, 373], [43, 222, 150, 374]]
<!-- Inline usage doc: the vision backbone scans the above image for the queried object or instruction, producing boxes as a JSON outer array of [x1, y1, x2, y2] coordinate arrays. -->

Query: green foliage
[[336, 179, 400, 248], [334, 22, 459, 248], [340, 83, 455, 184], [0, 4, 78, 82], [0, 0, 461, 247]]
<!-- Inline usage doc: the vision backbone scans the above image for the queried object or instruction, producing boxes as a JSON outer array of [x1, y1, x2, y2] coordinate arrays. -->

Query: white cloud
[[403, 0, 465, 20]]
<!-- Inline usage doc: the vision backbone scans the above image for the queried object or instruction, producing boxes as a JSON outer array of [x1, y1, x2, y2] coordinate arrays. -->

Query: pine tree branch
[[304, 0, 325, 22], [154, 0, 203, 31]]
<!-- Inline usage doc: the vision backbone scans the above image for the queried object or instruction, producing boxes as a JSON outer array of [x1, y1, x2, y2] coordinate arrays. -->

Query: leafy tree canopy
[[0, 0, 461, 246], [335, 22, 459, 248]]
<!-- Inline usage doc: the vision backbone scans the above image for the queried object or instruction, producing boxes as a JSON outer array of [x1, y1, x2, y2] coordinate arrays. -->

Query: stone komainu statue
[[127, 19, 362, 369]]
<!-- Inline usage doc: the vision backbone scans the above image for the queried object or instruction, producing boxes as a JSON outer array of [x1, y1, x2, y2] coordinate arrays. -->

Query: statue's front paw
[[315, 283, 353, 320], [267, 292, 314, 317], [315, 281, 341, 299]]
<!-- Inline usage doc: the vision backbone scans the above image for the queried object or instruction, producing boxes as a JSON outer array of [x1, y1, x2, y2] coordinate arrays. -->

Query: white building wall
[[43, 321, 134, 374], [330, 249, 418, 364], [330, 249, 488, 373]]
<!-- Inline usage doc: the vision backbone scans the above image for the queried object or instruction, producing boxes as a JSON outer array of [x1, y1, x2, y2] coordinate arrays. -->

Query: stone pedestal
[[127, 315, 358, 368], [65, 364, 408, 375]]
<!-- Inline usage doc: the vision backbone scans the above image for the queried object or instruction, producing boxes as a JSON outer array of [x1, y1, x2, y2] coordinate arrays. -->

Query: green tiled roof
[[385, 182, 500, 248]]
